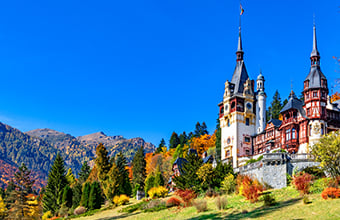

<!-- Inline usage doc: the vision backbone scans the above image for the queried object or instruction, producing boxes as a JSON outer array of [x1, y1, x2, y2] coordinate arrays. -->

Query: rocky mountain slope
[[0, 123, 155, 189]]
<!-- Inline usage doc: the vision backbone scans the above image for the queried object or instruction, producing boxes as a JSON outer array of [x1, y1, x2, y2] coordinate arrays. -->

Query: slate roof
[[202, 155, 213, 164], [304, 66, 326, 89], [172, 157, 188, 174], [268, 119, 282, 127], [231, 60, 249, 95], [279, 91, 307, 118]]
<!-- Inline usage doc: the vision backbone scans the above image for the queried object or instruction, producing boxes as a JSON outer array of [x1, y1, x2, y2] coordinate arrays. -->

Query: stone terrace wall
[[233, 153, 319, 189]]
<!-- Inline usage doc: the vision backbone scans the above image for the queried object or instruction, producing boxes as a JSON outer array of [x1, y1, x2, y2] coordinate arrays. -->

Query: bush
[[262, 194, 276, 207], [321, 187, 340, 199], [166, 197, 182, 208], [74, 206, 87, 215], [221, 174, 235, 194], [113, 194, 130, 206], [42, 211, 53, 220], [132, 183, 140, 198], [286, 173, 292, 186], [193, 199, 207, 213], [143, 199, 166, 212], [148, 186, 168, 199], [327, 176, 340, 188], [310, 178, 330, 194], [302, 166, 325, 179], [215, 196, 228, 210], [292, 172, 313, 195], [241, 176, 264, 203], [175, 189, 197, 207], [145, 174, 155, 196]]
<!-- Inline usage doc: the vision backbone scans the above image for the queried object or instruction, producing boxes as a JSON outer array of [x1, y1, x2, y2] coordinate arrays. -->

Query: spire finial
[[236, 2, 244, 61], [310, 15, 320, 61]]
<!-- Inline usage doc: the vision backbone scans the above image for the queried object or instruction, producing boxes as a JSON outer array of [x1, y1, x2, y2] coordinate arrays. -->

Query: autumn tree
[[154, 165, 164, 187], [169, 132, 180, 149], [6, 163, 36, 219], [194, 122, 208, 137], [190, 133, 216, 157], [66, 168, 76, 185], [102, 163, 120, 201], [116, 152, 132, 196], [43, 153, 68, 215], [0, 195, 6, 219], [132, 146, 147, 190], [311, 131, 340, 177]]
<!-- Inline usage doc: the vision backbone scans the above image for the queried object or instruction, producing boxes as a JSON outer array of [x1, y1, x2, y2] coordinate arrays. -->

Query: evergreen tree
[[71, 182, 82, 208], [155, 138, 166, 153], [95, 143, 112, 182], [270, 90, 283, 119], [62, 185, 73, 208], [66, 168, 76, 185], [144, 174, 155, 196], [43, 153, 68, 215], [179, 132, 188, 146], [194, 122, 208, 137], [102, 163, 120, 201], [0, 187, 4, 200], [116, 152, 132, 196], [173, 151, 203, 192], [171, 144, 185, 164], [169, 132, 180, 149], [88, 182, 102, 210], [132, 146, 147, 190], [6, 163, 36, 219], [154, 165, 164, 187], [78, 161, 91, 184], [215, 117, 222, 161], [80, 182, 91, 208]]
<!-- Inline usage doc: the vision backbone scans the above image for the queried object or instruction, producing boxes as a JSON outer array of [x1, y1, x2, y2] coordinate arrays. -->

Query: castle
[[219, 24, 340, 168]]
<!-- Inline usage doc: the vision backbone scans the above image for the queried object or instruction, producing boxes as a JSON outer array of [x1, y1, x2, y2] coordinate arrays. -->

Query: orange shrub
[[321, 187, 340, 199], [166, 197, 182, 208], [175, 189, 197, 207], [292, 172, 313, 195], [241, 175, 264, 203]]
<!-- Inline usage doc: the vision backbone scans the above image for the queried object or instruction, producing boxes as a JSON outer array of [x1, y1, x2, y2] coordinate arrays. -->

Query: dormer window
[[313, 92, 318, 97]]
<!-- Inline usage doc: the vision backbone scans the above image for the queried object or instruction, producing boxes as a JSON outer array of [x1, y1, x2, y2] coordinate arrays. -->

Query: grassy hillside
[[71, 187, 340, 220]]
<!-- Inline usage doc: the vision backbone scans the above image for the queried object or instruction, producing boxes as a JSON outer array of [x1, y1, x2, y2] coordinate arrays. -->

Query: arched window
[[227, 119, 230, 127], [286, 129, 291, 141]]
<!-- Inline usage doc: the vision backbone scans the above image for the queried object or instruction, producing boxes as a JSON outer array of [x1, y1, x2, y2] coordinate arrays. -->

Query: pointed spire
[[236, 27, 244, 61], [310, 24, 320, 58]]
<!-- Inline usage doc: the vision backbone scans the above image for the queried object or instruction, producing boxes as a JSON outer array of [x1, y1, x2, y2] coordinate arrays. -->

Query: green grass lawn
[[72, 187, 340, 220]]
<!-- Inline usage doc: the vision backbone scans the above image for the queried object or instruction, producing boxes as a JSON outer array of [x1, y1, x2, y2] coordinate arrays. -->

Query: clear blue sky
[[0, 0, 338, 146]]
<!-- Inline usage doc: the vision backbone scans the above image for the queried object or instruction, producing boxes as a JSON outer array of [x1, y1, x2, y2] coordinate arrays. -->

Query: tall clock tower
[[302, 24, 328, 146], [219, 27, 256, 168]]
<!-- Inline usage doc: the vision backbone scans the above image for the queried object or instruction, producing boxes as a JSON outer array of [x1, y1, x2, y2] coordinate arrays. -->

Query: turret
[[256, 72, 266, 133]]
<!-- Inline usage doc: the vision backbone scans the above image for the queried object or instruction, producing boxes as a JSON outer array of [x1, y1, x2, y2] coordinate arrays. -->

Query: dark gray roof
[[231, 60, 249, 95], [173, 157, 188, 174], [310, 25, 320, 58], [268, 119, 282, 127], [304, 66, 326, 89], [202, 155, 213, 164], [280, 91, 307, 118], [188, 148, 198, 156]]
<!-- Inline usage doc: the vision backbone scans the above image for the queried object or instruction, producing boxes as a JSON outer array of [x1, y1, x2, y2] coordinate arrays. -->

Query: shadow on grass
[[97, 211, 141, 220], [187, 198, 301, 220]]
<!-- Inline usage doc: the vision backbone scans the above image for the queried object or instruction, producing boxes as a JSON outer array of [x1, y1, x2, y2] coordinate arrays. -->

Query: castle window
[[245, 118, 250, 126], [231, 102, 235, 109], [309, 125, 312, 136], [225, 150, 230, 158], [313, 92, 318, 97], [245, 137, 250, 143], [307, 108, 310, 116], [322, 92, 326, 98], [321, 124, 324, 135], [245, 149, 250, 155], [292, 128, 296, 139], [286, 129, 291, 141], [227, 119, 230, 127]]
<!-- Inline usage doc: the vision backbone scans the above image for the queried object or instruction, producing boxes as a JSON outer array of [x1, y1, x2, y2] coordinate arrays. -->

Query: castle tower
[[256, 72, 266, 133], [302, 24, 328, 147], [219, 27, 256, 168]]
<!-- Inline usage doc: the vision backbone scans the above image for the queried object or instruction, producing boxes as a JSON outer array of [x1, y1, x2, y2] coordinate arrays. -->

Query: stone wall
[[233, 153, 319, 189]]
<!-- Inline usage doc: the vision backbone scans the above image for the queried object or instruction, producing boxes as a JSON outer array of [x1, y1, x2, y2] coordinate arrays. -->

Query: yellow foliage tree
[[190, 134, 216, 157], [0, 195, 7, 218], [331, 92, 340, 102]]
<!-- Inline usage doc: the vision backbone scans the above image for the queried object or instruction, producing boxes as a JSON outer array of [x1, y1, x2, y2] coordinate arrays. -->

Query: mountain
[[0, 123, 155, 189]]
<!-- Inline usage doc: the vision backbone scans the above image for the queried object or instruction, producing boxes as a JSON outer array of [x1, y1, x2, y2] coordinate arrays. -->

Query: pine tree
[[43, 153, 68, 215], [215, 117, 222, 161], [88, 182, 102, 210], [194, 122, 208, 137], [155, 138, 166, 153], [169, 132, 180, 149], [66, 168, 76, 185], [6, 163, 36, 219], [116, 152, 132, 196], [270, 90, 283, 119], [80, 182, 91, 208], [173, 151, 203, 192], [179, 132, 188, 146], [154, 165, 164, 187], [144, 174, 155, 196], [62, 185, 73, 208], [71, 181, 82, 208], [95, 143, 112, 182], [102, 163, 120, 201], [132, 146, 147, 190], [78, 161, 91, 184]]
